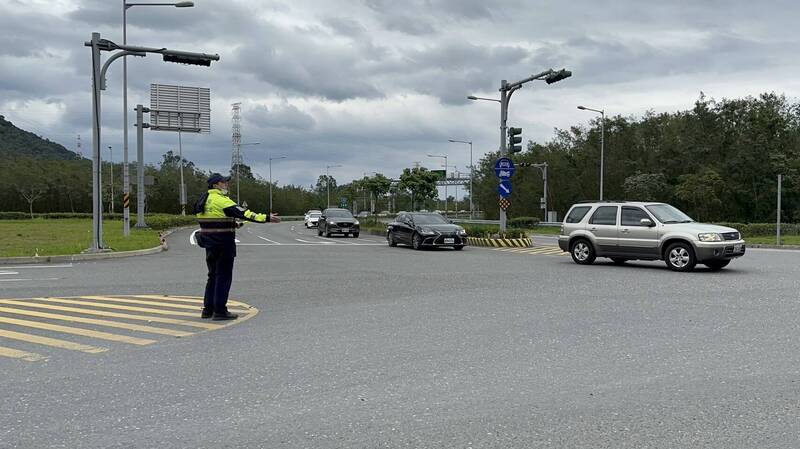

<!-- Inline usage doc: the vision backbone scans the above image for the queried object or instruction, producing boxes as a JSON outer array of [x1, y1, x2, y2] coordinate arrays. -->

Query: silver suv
[[558, 202, 745, 271]]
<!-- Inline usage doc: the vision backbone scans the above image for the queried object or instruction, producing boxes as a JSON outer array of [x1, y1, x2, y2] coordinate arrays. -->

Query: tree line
[[473, 92, 800, 223]]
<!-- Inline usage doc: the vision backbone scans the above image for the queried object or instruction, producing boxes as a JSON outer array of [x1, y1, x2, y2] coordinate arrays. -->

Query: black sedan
[[318, 208, 360, 237], [387, 212, 467, 250]]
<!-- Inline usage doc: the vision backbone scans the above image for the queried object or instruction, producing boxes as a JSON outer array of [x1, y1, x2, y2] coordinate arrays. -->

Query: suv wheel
[[665, 242, 696, 272], [317, 227, 323, 236], [570, 239, 596, 265], [705, 260, 730, 271]]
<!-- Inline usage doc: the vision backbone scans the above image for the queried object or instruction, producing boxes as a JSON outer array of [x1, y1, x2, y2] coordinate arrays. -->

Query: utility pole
[[326, 164, 341, 208], [777, 174, 783, 246], [533, 163, 548, 221], [231, 102, 242, 202], [108, 145, 114, 214], [135, 104, 149, 228], [178, 131, 186, 215]]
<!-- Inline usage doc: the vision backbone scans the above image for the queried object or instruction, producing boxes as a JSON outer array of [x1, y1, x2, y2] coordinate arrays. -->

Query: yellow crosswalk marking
[[132, 295, 247, 308], [20, 297, 210, 317], [0, 316, 156, 345], [0, 300, 221, 330], [78, 296, 251, 314], [0, 345, 46, 362], [0, 329, 107, 353], [0, 306, 193, 337]]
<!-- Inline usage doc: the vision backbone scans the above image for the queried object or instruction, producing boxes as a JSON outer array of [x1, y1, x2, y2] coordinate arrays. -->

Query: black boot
[[212, 311, 238, 321], [201, 308, 213, 319]]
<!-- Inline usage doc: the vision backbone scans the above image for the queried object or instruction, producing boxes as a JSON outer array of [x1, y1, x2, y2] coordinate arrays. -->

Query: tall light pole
[[269, 155, 286, 215], [469, 67, 571, 232], [578, 105, 605, 201], [123, 1, 194, 235], [448, 139, 473, 218], [427, 154, 448, 216], [326, 164, 342, 208], [235, 142, 260, 203], [108, 145, 114, 214]]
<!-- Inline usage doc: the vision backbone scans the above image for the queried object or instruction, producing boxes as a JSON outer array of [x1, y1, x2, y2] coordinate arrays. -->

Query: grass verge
[[0, 219, 163, 257], [745, 235, 800, 245]]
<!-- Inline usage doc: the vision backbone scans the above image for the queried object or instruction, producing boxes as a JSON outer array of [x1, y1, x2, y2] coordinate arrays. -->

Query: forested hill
[[0, 115, 79, 160]]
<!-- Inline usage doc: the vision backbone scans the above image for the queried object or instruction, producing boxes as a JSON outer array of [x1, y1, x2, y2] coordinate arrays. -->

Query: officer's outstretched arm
[[223, 205, 268, 223]]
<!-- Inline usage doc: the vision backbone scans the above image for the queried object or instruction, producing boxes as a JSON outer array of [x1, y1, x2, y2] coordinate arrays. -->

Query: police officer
[[195, 173, 280, 320]]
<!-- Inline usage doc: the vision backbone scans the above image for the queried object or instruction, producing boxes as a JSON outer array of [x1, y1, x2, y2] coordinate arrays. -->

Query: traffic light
[[162, 53, 213, 66], [508, 127, 523, 154], [545, 68, 572, 84]]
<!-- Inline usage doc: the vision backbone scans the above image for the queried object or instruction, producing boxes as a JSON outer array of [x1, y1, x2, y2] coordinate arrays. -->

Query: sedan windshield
[[326, 210, 353, 218], [412, 214, 448, 224], [645, 204, 694, 224], [309, 213, 321, 217]]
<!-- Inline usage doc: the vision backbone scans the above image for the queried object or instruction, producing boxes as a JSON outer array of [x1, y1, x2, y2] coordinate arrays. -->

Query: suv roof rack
[[577, 200, 627, 204]]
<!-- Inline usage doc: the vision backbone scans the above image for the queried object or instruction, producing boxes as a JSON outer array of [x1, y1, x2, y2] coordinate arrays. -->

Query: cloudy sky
[[2, 0, 800, 192]]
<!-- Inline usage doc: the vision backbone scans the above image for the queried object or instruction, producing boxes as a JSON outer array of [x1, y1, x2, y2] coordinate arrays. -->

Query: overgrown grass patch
[[0, 219, 162, 257]]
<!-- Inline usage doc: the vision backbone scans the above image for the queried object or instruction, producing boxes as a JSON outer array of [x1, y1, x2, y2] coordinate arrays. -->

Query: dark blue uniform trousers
[[203, 246, 235, 313]]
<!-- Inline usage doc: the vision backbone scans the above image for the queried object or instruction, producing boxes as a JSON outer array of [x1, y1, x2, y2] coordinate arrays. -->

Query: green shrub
[[136, 214, 197, 230], [461, 224, 527, 239], [508, 216, 540, 228], [715, 222, 800, 236]]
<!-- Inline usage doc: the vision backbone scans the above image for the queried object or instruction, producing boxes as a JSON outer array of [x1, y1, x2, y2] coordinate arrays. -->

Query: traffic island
[[466, 236, 532, 248]]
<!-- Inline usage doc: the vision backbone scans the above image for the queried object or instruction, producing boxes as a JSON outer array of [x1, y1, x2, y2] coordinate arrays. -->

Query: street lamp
[[468, 67, 571, 231], [122, 0, 195, 236], [325, 164, 342, 208], [577, 105, 605, 201], [235, 142, 261, 203], [448, 139, 473, 219], [427, 154, 448, 216], [268, 155, 286, 215]]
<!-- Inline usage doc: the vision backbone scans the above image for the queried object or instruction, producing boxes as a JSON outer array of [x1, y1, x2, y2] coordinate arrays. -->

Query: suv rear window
[[565, 206, 591, 223], [589, 206, 618, 225]]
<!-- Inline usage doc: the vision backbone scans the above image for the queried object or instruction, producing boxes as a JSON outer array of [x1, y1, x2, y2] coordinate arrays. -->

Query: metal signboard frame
[[149, 83, 211, 133]]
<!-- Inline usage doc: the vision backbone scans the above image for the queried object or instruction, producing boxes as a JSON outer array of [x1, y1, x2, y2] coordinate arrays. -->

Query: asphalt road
[[2, 222, 800, 448]]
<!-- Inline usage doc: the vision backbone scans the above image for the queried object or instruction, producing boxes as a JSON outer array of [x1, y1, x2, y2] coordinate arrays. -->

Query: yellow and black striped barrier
[[123, 193, 130, 209], [466, 236, 533, 248]]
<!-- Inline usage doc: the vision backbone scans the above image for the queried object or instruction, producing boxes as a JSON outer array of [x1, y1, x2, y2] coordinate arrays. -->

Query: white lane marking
[[295, 239, 332, 244], [238, 243, 384, 246], [189, 230, 198, 246], [317, 235, 358, 245], [257, 236, 281, 244], [0, 278, 60, 282], [235, 238, 241, 243], [0, 271, 20, 275], [0, 264, 73, 269]]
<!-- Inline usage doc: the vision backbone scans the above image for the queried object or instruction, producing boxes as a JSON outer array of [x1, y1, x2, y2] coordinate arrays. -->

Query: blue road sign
[[494, 157, 516, 179], [498, 180, 512, 198]]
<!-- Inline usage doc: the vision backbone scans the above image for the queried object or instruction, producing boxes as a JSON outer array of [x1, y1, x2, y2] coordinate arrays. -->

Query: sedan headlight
[[698, 233, 722, 242], [354, 220, 360, 225], [419, 228, 436, 235], [457, 228, 467, 236], [329, 221, 336, 226]]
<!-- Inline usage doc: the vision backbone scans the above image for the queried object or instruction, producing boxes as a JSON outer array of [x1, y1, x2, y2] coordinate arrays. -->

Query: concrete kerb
[[0, 225, 196, 265]]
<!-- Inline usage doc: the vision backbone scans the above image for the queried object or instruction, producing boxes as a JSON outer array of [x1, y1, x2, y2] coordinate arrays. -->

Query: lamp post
[[427, 154, 448, 216], [326, 164, 342, 208], [108, 145, 114, 214], [468, 67, 571, 231], [122, 0, 194, 235], [268, 155, 286, 215], [578, 105, 605, 201], [235, 142, 260, 203], [448, 139, 473, 218]]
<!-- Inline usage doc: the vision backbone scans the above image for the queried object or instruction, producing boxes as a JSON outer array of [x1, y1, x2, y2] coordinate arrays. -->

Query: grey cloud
[[322, 17, 367, 37], [363, 0, 437, 36], [246, 103, 316, 131]]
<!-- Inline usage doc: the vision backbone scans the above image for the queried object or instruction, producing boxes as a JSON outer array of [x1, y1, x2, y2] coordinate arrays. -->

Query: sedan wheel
[[412, 233, 423, 250], [665, 242, 696, 272], [387, 233, 398, 247]]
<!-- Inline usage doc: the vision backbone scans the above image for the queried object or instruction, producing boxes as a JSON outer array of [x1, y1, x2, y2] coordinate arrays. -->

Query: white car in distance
[[304, 210, 322, 228]]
